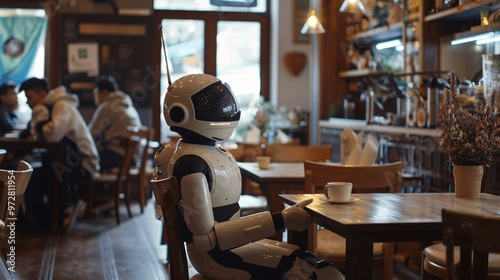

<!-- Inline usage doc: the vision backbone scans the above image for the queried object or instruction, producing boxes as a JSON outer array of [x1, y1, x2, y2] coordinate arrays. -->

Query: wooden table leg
[[345, 233, 373, 279], [287, 227, 308, 251]]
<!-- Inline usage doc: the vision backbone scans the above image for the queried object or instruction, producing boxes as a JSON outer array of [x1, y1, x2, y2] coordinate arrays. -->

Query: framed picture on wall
[[294, 0, 310, 44]]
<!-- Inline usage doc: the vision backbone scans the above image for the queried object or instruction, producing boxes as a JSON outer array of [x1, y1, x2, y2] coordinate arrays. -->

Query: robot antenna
[[158, 24, 172, 86]]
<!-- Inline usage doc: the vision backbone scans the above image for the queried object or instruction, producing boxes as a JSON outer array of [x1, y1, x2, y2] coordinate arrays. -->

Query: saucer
[[320, 195, 362, 204]]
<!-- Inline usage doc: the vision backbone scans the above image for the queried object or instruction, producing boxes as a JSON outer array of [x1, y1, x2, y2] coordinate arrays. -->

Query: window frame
[[152, 5, 270, 140]]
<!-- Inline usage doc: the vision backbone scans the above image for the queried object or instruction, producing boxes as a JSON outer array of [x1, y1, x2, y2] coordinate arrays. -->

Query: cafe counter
[[319, 118, 499, 194]]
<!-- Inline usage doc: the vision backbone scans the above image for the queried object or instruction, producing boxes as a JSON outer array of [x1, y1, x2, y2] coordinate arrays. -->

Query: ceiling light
[[300, 9, 325, 34], [339, 0, 367, 15]]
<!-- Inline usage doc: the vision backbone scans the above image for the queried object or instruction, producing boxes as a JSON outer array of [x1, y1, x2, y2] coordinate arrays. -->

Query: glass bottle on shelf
[[426, 76, 440, 128], [405, 82, 419, 127]]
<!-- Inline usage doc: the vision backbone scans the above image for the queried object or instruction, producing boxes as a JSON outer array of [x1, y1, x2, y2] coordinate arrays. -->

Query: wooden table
[[0, 137, 65, 233], [238, 162, 305, 240], [279, 192, 500, 280]]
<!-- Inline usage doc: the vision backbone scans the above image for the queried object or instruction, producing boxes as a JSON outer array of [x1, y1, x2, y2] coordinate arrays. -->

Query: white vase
[[453, 164, 484, 198]]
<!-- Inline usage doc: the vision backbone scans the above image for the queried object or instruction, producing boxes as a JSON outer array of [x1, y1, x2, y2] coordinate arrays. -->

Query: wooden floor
[[13, 201, 168, 280], [11, 200, 422, 280]]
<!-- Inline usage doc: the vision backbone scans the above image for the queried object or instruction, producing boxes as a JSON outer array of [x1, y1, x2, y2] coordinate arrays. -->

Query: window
[[154, 0, 266, 12], [0, 8, 46, 120], [153, 0, 270, 140], [0, 8, 46, 80]]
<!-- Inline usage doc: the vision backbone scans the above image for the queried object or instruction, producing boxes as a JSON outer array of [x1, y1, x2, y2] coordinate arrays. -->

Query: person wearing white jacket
[[19, 77, 99, 231], [88, 75, 142, 172]]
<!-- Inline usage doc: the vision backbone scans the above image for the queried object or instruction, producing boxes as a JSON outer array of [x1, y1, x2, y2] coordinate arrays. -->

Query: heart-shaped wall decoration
[[284, 52, 307, 76]]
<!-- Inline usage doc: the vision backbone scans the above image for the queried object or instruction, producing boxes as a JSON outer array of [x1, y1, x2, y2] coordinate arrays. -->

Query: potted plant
[[438, 71, 500, 198]]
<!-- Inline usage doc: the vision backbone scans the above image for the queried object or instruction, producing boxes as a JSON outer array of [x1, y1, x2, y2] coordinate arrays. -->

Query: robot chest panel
[[209, 149, 242, 208], [172, 144, 242, 208]]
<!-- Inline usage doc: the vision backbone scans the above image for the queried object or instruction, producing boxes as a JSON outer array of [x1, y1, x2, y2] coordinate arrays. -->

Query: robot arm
[[182, 171, 313, 252], [214, 199, 312, 251], [181, 172, 277, 251], [180, 172, 217, 251]]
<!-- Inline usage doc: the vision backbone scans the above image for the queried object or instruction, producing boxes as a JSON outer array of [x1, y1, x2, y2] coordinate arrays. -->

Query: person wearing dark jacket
[[0, 82, 19, 135]]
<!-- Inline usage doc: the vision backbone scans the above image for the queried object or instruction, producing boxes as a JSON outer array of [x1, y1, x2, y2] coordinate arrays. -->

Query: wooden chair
[[303, 160, 403, 280], [421, 211, 500, 280], [421, 166, 500, 280], [0, 181, 9, 279], [442, 209, 500, 280], [229, 142, 265, 163], [151, 177, 207, 280], [0, 160, 33, 277], [127, 126, 158, 213], [264, 144, 332, 162], [0, 160, 33, 223], [81, 136, 139, 225]]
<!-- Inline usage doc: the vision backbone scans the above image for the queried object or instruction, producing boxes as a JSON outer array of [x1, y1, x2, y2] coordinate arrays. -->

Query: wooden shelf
[[347, 22, 403, 44], [469, 21, 500, 32], [339, 69, 378, 78], [424, 1, 497, 23], [452, 22, 500, 40], [339, 70, 449, 79]]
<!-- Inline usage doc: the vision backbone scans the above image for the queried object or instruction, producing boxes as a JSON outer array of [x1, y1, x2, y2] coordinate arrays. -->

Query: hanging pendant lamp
[[339, 0, 367, 15], [300, 9, 325, 34]]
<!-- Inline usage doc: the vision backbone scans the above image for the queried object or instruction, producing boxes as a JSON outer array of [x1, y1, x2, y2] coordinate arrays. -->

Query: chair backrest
[[304, 160, 403, 194], [151, 176, 189, 280], [0, 160, 33, 222], [264, 144, 332, 162], [128, 126, 156, 181], [442, 208, 500, 280], [304, 160, 403, 251], [0, 160, 32, 253], [229, 140, 304, 162], [116, 136, 140, 185], [229, 142, 265, 162]]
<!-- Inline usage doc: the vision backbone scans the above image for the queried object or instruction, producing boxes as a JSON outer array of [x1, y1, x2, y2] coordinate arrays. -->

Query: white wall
[[271, 0, 311, 111]]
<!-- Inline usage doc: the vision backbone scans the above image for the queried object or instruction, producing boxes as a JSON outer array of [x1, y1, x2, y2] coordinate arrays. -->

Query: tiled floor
[[11, 200, 422, 280]]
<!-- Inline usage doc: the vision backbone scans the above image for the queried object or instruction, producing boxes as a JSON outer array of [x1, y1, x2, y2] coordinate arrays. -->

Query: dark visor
[[191, 81, 241, 122]]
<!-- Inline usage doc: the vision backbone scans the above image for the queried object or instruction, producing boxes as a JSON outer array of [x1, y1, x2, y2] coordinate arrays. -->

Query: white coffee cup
[[324, 182, 353, 203], [256, 156, 271, 170]]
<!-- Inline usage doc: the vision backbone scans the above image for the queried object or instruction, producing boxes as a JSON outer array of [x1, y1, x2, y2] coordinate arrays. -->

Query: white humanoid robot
[[154, 73, 344, 280]]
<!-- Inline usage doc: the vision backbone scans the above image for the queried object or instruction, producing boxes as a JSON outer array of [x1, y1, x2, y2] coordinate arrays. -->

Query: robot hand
[[282, 199, 313, 232]]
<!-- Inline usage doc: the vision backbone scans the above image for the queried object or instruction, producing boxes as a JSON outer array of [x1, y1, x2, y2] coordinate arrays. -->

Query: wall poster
[[67, 42, 99, 77], [61, 14, 153, 108]]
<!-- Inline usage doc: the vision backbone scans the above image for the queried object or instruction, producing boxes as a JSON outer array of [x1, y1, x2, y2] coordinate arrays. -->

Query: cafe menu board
[[61, 14, 154, 108]]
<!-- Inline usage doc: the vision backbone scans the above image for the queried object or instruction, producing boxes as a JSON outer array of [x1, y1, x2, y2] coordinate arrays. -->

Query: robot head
[[163, 74, 241, 141]]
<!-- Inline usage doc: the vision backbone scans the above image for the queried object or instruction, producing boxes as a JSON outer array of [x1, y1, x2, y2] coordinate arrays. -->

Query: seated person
[[88, 75, 142, 172], [0, 82, 30, 135], [18, 77, 100, 231]]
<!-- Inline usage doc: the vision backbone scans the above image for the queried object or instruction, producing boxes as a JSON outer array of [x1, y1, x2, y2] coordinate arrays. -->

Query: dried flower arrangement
[[438, 71, 500, 166]]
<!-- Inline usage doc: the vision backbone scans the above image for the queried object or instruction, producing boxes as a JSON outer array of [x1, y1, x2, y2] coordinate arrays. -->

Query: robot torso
[[167, 141, 242, 218]]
